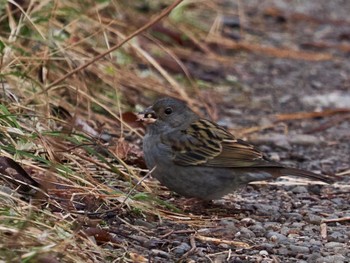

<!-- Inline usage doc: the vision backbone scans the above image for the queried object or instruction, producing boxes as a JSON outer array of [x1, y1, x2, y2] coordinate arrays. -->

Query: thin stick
[[122, 166, 156, 205], [322, 217, 350, 223]]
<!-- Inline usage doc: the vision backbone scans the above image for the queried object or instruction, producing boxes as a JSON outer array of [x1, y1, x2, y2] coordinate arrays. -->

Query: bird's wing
[[161, 119, 280, 168]]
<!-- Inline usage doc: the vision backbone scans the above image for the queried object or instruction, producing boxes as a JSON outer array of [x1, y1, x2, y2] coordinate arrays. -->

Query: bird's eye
[[164, 107, 173, 115]]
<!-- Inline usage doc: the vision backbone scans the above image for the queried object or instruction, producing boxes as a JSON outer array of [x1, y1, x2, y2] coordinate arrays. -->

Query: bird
[[138, 97, 334, 200]]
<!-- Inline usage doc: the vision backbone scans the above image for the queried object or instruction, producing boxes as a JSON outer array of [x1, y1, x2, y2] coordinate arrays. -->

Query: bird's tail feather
[[280, 167, 334, 184]]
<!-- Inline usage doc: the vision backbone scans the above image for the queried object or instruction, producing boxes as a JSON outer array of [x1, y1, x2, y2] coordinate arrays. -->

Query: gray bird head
[[138, 97, 199, 134]]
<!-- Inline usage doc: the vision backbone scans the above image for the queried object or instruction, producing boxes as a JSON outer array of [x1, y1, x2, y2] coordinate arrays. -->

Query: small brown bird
[[139, 97, 333, 200]]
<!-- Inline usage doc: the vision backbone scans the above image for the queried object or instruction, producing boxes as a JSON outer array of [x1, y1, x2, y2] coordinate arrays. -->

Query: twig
[[305, 114, 350, 134], [180, 234, 197, 260], [159, 229, 195, 239], [274, 108, 350, 121], [320, 223, 327, 239], [122, 166, 156, 205], [207, 36, 333, 61], [322, 217, 350, 223], [195, 234, 251, 248], [337, 169, 350, 176]]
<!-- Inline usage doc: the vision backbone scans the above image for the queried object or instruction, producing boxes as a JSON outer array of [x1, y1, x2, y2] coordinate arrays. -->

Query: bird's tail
[[280, 167, 334, 184]]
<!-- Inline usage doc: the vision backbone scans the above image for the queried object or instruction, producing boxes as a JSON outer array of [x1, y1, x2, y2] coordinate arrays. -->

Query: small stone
[[268, 152, 280, 162], [311, 80, 322, 89], [280, 226, 290, 235], [302, 91, 350, 108], [261, 243, 276, 252], [324, 242, 345, 249], [235, 227, 256, 239], [308, 253, 322, 262], [291, 186, 308, 194], [249, 224, 266, 237], [289, 244, 310, 254], [151, 249, 170, 258], [241, 217, 256, 225], [309, 244, 322, 253], [315, 255, 346, 263], [309, 239, 322, 246], [328, 231, 347, 242], [254, 204, 280, 216], [307, 214, 322, 224], [331, 198, 344, 205], [278, 246, 289, 255], [220, 218, 240, 227], [289, 134, 322, 145], [285, 212, 303, 221], [173, 242, 191, 256], [287, 233, 300, 239], [266, 232, 288, 243], [291, 222, 305, 228], [307, 185, 322, 195], [264, 222, 281, 230], [218, 243, 230, 249], [259, 250, 269, 256]]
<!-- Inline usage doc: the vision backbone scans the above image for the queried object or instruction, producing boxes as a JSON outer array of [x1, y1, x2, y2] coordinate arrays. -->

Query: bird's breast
[[143, 134, 173, 170]]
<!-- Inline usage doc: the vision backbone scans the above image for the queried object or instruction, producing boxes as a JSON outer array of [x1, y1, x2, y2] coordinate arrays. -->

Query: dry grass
[[0, 1, 216, 261]]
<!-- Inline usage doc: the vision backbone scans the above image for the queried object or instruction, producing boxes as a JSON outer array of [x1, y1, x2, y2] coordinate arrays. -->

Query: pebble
[[241, 217, 256, 225], [151, 249, 171, 258], [260, 243, 276, 252], [285, 212, 303, 221], [307, 214, 322, 224], [280, 226, 290, 235], [289, 244, 310, 254], [254, 204, 280, 216], [173, 242, 191, 256], [328, 231, 347, 242], [315, 255, 346, 263], [291, 186, 308, 194], [220, 218, 240, 227], [309, 239, 322, 246], [268, 152, 280, 162], [259, 250, 269, 256], [287, 233, 300, 239], [331, 198, 345, 205], [266, 231, 288, 243], [218, 243, 230, 249], [301, 91, 350, 108], [307, 185, 322, 195], [278, 246, 289, 255], [249, 224, 266, 237], [264, 222, 281, 230], [308, 253, 322, 262], [291, 222, 305, 228], [324, 242, 345, 249], [235, 227, 256, 238], [309, 244, 322, 253]]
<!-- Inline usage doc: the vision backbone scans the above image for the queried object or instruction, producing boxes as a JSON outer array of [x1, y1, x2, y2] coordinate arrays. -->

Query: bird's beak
[[137, 107, 157, 124]]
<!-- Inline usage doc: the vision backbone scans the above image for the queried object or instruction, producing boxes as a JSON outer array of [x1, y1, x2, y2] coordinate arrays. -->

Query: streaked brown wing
[[205, 138, 267, 167], [161, 119, 278, 168]]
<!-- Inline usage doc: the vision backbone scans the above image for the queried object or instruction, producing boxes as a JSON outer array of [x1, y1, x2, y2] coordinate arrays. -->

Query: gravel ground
[[109, 183, 349, 262], [108, 1, 350, 262]]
